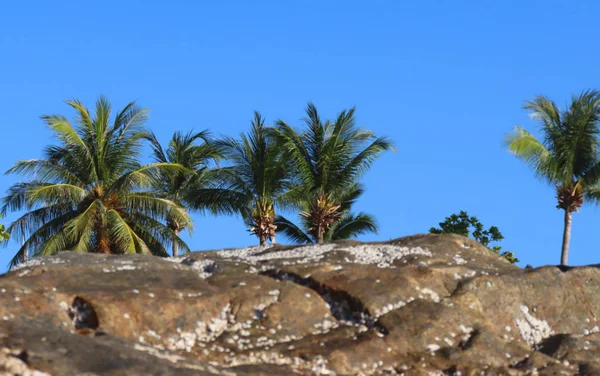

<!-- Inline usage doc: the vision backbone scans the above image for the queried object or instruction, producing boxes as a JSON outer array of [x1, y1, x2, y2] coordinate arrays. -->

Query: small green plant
[[0, 215, 10, 243], [429, 211, 519, 264]]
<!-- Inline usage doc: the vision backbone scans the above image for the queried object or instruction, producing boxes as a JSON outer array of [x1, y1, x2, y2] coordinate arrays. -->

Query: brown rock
[[0, 234, 598, 375]]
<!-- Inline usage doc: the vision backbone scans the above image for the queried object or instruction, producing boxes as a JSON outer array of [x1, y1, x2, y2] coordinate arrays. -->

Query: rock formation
[[0, 234, 599, 375]]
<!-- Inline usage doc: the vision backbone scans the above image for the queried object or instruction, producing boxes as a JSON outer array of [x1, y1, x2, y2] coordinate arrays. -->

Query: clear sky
[[2, 1, 600, 270]]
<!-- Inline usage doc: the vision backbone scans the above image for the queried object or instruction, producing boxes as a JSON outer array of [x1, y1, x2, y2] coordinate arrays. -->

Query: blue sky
[[1, 1, 600, 269]]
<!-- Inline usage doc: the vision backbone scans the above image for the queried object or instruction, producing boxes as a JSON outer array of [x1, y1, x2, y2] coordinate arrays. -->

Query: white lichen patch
[[453, 253, 467, 265], [212, 244, 431, 269], [420, 288, 440, 303], [227, 353, 334, 375], [147, 330, 161, 339], [218, 244, 336, 265], [101, 264, 137, 272], [133, 343, 187, 364], [11, 257, 66, 271], [463, 270, 477, 278], [117, 265, 136, 271], [515, 305, 553, 345], [336, 245, 432, 268], [168, 304, 236, 353], [374, 300, 406, 317]]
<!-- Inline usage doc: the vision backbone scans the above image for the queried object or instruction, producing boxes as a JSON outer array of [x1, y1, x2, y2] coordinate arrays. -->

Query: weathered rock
[[0, 234, 598, 375]]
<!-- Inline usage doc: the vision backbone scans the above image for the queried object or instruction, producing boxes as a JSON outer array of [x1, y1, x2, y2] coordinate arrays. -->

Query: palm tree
[[1, 97, 192, 268], [271, 102, 394, 244], [506, 90, 600, 265], [208, 111, 295, 245], [146, 130, 221, 256]]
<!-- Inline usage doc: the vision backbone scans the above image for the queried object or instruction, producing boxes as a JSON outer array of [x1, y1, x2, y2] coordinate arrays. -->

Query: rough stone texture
[[0, 234, 599, 375]]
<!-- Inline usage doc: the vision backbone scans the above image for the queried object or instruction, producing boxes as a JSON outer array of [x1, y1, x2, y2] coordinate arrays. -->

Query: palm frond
[[274, 215, 313, 244], [327, 212, 378, 241], [505, 126, 559, 183], [107, 209, 144, 254], [1, 181, 51, 214], [27, 184, 87, 206]]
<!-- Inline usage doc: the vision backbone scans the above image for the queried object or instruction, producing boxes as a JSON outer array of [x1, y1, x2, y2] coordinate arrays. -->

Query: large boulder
[[0, 234, 598, 375]]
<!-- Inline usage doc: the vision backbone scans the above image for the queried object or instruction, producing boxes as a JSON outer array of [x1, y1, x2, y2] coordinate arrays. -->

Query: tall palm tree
[[146, 130, 221, 256], [1, 97, 192, 268], [506, 90, 600, 265], [271, 103, 394, 244], [209, 111, 295, 245]]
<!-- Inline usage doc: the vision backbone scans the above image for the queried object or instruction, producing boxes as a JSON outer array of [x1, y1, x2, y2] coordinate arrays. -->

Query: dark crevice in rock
[[260, 269, 388, 335], [579, 362, 600, 376], [509, 354, 532, 369], [537, 333, 574, 359], [12, 349, 28, 363], [458, 328, 479, 350], [442, 365, 461, 376], [66, 296, 99, 331]]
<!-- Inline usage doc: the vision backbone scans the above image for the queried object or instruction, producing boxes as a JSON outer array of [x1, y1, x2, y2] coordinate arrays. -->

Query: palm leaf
[[505, 126, 559, 183], [274, 215, 313, 244], [327, 212, 378, 241]]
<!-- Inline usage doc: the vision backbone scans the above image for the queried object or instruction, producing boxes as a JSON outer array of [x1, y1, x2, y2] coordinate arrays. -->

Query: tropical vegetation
[[146, 130, 220, 256], [271, 103, 394, 244], [0, 98, 393, 266], [208, 112, 294, 245], [506, 90, 600, 265], [0, 215, 9, 243], [1, 97, 192, 267], [8, 90, 600, 269], [429, 211, 519, 263]]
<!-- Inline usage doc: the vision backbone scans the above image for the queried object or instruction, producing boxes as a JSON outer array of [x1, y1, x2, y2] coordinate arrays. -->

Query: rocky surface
[[0, 234, 599, 375]]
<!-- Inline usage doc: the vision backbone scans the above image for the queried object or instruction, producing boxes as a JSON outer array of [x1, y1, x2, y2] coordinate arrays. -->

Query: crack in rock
[[260, 270, 388, 335]]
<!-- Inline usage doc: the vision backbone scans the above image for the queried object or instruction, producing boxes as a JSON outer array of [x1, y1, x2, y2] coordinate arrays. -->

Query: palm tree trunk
[[317, 225, 325, 245], [172, 230, 180, 257], [561, 209, 572, 266], [97, 229, 111, 254], [21, 221, 27, 262], [259, 234, 267, 246]]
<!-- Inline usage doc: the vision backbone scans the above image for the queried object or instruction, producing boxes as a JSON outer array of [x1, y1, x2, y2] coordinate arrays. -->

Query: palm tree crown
[[146, 130, 220, 256], [211, 112, 294, 245], [1, 97, 192, 267], [506, 90, 600, 265], [272, 102, 394, 244], [275, 182, 379, 244]]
